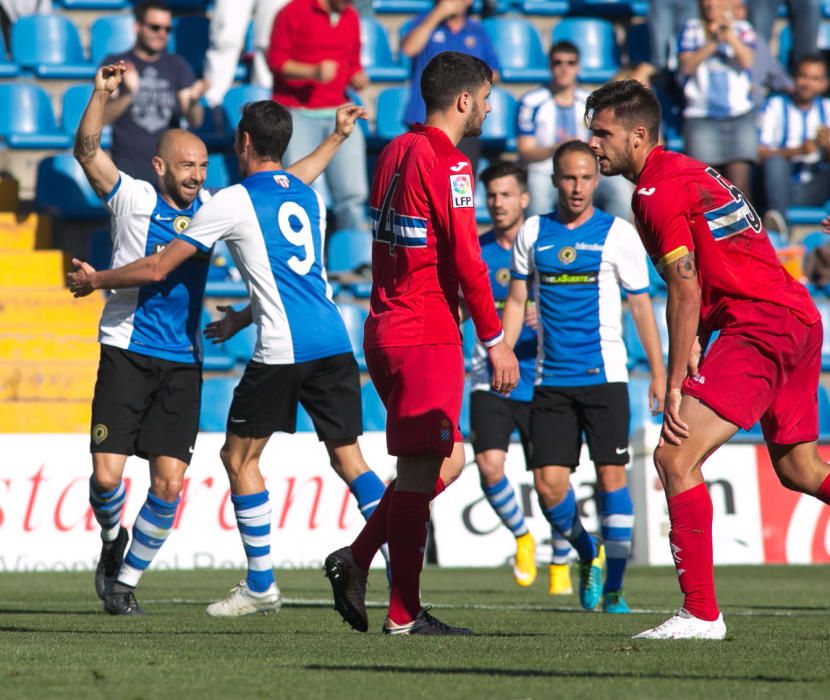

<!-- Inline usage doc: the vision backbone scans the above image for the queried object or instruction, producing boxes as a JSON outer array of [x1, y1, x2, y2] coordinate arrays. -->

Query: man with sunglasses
[[101, 0, 209, 183]]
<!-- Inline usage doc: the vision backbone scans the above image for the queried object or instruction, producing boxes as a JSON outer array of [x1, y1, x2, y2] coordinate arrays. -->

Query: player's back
[[633, 147, 819, 330]]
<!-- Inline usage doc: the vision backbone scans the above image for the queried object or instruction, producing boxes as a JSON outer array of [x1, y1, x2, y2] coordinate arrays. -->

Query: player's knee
[[150, 477, 183, 503], [653, 446, 687, 484], [476, 454, 504, 486], [219, 443, 243, 477], [533, 472, 566, 507], [91, 472, 121, 494]]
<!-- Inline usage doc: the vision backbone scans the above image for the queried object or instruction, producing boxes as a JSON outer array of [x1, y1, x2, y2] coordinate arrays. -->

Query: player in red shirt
[[586, 80, 830, 640], [324, 51, 519, 636]]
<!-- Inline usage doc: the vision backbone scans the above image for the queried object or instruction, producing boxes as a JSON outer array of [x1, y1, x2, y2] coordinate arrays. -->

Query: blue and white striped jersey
[[511, 209, 649, 387], [98, 171, 212, 364], [179, 170, 352, 365], [759, 94, 830, 182]]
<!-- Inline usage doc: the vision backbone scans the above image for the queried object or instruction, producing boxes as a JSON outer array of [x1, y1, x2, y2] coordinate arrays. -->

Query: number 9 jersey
[[178, 170, 352, 364]]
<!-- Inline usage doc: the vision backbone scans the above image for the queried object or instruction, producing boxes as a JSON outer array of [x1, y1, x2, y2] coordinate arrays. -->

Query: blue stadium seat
[[777, 21, 830, 66], [361, 381, 387, 431], [338, 302, 368, 370], [814, 299, 830, 371], [0, 30, 19, 77], [0, 84, 72, 149], [373, 0, 432, 13], [521, 1, 571, 16], [801, 230, 828, 257], [88, 229, 113, 271], [169, 16, 210, 78], [296, 403, 316, 432], [552, 17, 620, 83], [626, 21, 651, 66], [205, 153, 239, 190], [820, 384, 830, 436], [200, 309, 237, 372], [223, 323, 257, 363], [481, 87, 517, 151], [327, 229, 372, 275], [575, 0, 649, 16], [56, 0, 129, 8], [361, 18, 407, 82], [786, 206, 828, 226], [647, 257, 666, 296], [460, 378, 472, 437], [628, 376, 662, 430], [36, 155, 106, 218], [462, 317, 476, 371], [12, 16, 95, 79], [200, 377, 236, 431], [622, 308, 646, 369], [482, 18, 550, 83], [374, 87, 409, 142], [655, 87, 684, 152], [90, 15, 135, 66], [471, 0, 515, 13], [62, 84, 113, 149], [222, 84, 272, 134]]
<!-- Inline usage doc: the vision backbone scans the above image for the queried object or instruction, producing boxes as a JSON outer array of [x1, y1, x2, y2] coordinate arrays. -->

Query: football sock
[[232, 490, 274, 594], [600, 486, 634, 593], [386, 490, 431, 625], [667, 482, 719, 621], [543, 487, 596, 562], [817, 472, 830, 505], [117, 491, 178, 588], [349, 470, 386, 522], [551, 534, 572, 565], [482, 476, 529, 537], [89, 477, 126, 542]]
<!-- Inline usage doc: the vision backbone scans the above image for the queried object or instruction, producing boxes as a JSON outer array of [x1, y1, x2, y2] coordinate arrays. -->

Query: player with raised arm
[[323, 51, 519, 636], [586, 79, 830, 639], [501, 139, 665, 614]]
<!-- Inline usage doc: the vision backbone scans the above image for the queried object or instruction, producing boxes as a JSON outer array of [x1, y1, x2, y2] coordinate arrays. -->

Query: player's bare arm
[[68, 237, 198, 297], [204, 304, 253, 344], [661, 252, 702, 445], [628, 292, 667, 414], [501, 278, 529, 349], [285, 105, 367, 185], [74, 63, 126, 197]]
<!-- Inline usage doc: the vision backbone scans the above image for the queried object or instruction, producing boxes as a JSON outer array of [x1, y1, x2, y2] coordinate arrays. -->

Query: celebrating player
[[324, 51, 519, 636], [502, 140, 665, 613], [586, 79, 830, 639]]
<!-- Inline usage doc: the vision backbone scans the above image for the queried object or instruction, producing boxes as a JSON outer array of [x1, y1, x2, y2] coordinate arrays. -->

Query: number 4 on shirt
[[375, 173, 400, 255]]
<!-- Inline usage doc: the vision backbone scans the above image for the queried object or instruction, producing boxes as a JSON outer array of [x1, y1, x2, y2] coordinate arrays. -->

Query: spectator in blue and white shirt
[[758, 54, 830, 231], [678, 0, 757, 196]]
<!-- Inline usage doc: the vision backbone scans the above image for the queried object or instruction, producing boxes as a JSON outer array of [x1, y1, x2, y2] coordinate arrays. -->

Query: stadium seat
[[90, 15, 135, 66], [655, 87, 684, 152], [521, 1, 571, 16], [646, 257, 666, 296], [471, 0, 514, 13], [482, 18, 550, 83], [481, 87, 517, 151], [628, 376, 661, 430], [56, 0, 129, 8], [222, 85, 272, 134], [622, 308, 646, 369], [0, 31, 19, 77], [576, 0, 649, 16], [0, 84, 72, 149], [374, 86, 410, 142], [205, 153, 239, 190], [296, 403, 316, 432], [223, 322, 257, 363], [169, 16, 210, 78], [626, 21, 651, 66], [459, 378, 472, 437], [199, 377, 236, 431], [12, 16, 96, 79], [62, 84, 113, 149], [462, 317, 476, 371], [786, 206, 828, 226], [777, 21, 830, 66], [36, 155, 107, 218], [801, 230, 827, 257], [200, 309, 237, 371], [87, 229, 112, 271], [361, 381, 387, 431], [373, 0, 432, 13], [326, 229, 372, 275], [814, 299, 830, 371], [552, 18, 620, 83], [338, 302, 368, 370], [361, 18, 407, 82]]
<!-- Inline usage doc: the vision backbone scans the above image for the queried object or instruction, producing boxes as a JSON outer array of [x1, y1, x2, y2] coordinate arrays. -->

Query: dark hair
[[584, 79, 661, 144], [549, 40, 580, 61], [553, 140, 597, 174], [795, 53, 828, 75], [421, 51, 493, 114], [135, 0, 170, 22], [479, 160, 528, 190], [237, 100, 293, 162]]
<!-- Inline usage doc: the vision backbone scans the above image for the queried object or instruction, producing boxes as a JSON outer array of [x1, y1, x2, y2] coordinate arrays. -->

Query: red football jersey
[[632, 147, 819, 331], [364, 124, 503, 349]]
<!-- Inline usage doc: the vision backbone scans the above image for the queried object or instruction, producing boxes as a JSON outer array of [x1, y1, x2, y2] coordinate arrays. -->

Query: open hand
[[67, 258, 97, 297], [204, 305, 248, 344]]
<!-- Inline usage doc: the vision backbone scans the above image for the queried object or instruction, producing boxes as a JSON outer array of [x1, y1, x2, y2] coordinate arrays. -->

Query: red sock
[[386, 490, 431, 625], [667, 482, 719, 621], [817, 473, 830, 505], [350, 476, 446, 571]]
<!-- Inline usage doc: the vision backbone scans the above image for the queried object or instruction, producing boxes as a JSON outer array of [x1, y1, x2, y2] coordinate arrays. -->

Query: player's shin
[[482, 476, 529, 537], [600, 486, 634, 593], [542, 488, 595, 561], [386, 490, 431, 625], [232, 490, 275, 593], [116, 491, 179, 588], [89, 476, 126, 541]]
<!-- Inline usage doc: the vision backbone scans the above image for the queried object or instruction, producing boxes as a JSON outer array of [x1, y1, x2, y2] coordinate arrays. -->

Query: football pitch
[[0, 565, 827, 699]]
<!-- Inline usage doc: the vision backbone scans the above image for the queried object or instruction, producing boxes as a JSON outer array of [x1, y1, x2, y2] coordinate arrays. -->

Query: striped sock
[[482, 476, 529, 537], [232, 490, 274, 593], [600, 486, 634, 593], [543, 487, 596, 562], [89, 477, 126, 542], [551, 534, 572, 565], [117, 491, 178, 588], [349, 471, 386, 522]]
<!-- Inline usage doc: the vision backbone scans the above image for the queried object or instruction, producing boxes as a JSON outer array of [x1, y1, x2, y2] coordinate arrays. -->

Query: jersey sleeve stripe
[[105, 176, 122, 203], [624, 285, 650, 295], [481, 329, 504, 348], [656, 245, 690, 271], [176, 232, 211, 253], [510, 271, 529, 280]]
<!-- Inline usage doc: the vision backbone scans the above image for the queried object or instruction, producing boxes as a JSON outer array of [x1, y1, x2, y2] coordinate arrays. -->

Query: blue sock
[[349, 471, 386, 522], [232, 490, 274, 593], [543, 488, 595, 562], [118, 491, 178, 588], [89, 477, 126, 542], [600, 486, 634, 593], [551, 534, 572, 565], [482, 476, 529, 537]]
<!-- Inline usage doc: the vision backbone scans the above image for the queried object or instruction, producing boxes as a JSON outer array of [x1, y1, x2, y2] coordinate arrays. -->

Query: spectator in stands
[[516, 41, 632, 219], [649, 0, 699, 74], [0, 0, 50, 50], [267, 0, 369, 232], [758, 54, 830, 237], [400, 0, 500, 169], [677, 0, 757, 197], [101, 1, 208, 184], [203, 0, 287, 111], [748, 0, 820, 68]]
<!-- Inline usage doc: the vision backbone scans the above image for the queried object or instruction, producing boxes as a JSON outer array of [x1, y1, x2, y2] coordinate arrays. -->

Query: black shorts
[[469, 390, 532, 461], [227, 352, 363, 441], [90, 345, 201, 464], [529, 383, 630, 469]]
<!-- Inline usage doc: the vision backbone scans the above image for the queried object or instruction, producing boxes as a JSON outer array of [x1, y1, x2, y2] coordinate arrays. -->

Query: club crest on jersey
[[439, 418, 451, 441], [173, 215, 190, 233], [92, 423, 108, 445], [558, 246, 577, 264], [496, 267, 510, 286], [274, 174, 290, 189], [450, 174, 473, 208]]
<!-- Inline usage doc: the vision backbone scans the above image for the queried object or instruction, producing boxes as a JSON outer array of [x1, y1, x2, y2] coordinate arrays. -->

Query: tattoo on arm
[[74, 132, 101, 159], [676, 252, 697, 280]]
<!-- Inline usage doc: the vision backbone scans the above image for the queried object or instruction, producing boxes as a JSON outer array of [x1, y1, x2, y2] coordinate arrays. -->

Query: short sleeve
[[608, 219, 650, 294], [516, 95, 539, 136], [104, 170, 156, 218], [632, 185, 694, 273], [677, 20, 702, 54], [734, 21, 757, 49], [177, 186, 239, 252], [511, 216, 539, 280], [758, 97, 783, 148]]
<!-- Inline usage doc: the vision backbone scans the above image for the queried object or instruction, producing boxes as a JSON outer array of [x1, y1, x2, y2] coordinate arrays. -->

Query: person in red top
[[586, 79, 830, 640], [267, 0, 369, 232], [324, 51, 519, 636]]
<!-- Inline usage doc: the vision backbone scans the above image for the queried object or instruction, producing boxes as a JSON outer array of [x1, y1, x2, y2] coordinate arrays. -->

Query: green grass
[[0, 566, 828, 699]]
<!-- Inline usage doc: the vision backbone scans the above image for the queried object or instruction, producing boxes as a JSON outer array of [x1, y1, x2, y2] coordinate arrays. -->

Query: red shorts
[[365, 344, 464, 458], [682, 301, 822, 444]]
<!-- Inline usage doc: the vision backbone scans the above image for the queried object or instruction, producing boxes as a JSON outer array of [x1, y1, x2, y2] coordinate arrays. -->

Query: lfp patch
[[450, 174, 473, 208]]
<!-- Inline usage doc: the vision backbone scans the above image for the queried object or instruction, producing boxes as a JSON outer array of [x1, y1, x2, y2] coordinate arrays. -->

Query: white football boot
[[633, 609, 726, 640]]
